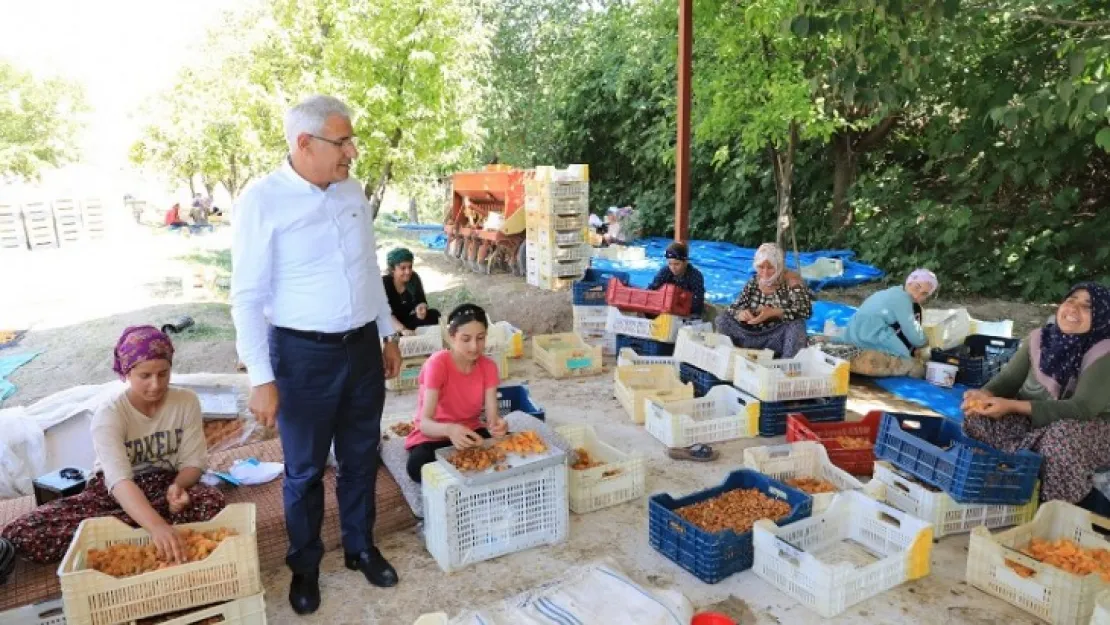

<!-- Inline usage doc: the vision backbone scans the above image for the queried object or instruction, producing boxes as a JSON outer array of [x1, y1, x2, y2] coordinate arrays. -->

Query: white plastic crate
[[732, 346, 850, 402], [673, 327, 770, 380], [556, 425, 646, 514], [485, 346, 510, 381], [869, 461, 1039, 539], [1093, 591, 1110, 625], [142, 594, 266, 625], [486, 321, 524, 358], [967, 501, 1110, 625], [533, 256, 589, 279], [572, 305, 609, 336], [0, 599, 66, 625], [613, 364, 694, 424], [532, 333, 603, 378], [742, 441, 864, 514], [399, 325, 443, 358], [752, 490, 933, 618], [580, 330, 617, 356], [644, 384, 760, 448], [591, 245, 645, 261], [604, 307, 709, 343], [922, 308, 973, 350], [422, 461, 569, 573], [386, 356, 427, 392], [617, 347, 679, 372], [527, 226, 588, 248], [526, 210, 588, 232]]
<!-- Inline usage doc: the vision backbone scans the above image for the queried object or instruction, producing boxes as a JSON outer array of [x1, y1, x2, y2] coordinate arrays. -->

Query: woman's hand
[[166, 483, 191, 515], [750, 307, 783, 325], [416, 303, 428, 320], [736, 309, 755, 323], [400, 328, 415, 336], [489, 417, 509, 438], [449, 424, 484, 449], [975, 397, 1014, 419], [961, 389, 994, 416], [149, 522, 187, 564]]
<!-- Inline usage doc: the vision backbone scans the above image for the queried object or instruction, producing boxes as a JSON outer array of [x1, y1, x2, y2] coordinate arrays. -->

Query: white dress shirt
[[231, 159, 393, 386]]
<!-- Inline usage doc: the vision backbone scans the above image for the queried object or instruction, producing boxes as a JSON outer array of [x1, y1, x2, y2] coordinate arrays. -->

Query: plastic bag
[[0, 407, 47, 499]]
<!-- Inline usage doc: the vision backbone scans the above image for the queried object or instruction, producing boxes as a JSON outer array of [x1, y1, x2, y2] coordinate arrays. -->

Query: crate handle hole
[[901, 419, 922, 430], [769, 449, 791, 458], [777, 549, 801, 567], [38, 607, 64, 619], [878, 511, 902, 527], [893, 480, 912, 494]]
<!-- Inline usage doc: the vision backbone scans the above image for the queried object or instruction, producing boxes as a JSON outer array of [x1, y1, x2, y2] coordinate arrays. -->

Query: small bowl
[[691, 612, 737, 625]]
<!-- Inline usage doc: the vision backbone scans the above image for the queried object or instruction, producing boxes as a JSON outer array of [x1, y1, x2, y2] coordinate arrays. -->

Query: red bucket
[[691, 613, 737, 625]]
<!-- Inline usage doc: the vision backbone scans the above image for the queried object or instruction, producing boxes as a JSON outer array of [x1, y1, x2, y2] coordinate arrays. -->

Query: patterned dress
[[715, 276, 812, 358]]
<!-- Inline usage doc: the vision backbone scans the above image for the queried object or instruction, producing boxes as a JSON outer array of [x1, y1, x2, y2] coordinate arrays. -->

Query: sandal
[[667, 444, 719, 462]]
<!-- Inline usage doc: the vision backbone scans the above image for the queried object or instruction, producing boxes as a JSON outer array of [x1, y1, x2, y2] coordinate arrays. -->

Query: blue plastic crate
[[495, 384, 546, 421], [930, 334, 1021, 388], [573, 268, 631, 306], [648, 469, 812, 584], [678, 362, 730, 398], [759, 396, 847, 437], [874, 412, 1042, 505], [615, 334, 675, 356]]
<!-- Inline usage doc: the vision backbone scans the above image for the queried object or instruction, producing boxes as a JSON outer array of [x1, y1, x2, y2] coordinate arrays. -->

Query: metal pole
[[675, 0, 692, 243]]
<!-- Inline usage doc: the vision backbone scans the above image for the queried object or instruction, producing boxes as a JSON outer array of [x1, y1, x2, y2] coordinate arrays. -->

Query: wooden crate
[[52, 198, 82, 245], [81, 198, 107, 239], [21, 202, 57, 250]]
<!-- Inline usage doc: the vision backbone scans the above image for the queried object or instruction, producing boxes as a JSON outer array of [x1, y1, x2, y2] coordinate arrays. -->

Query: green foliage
[[0, 61, 88, 180]]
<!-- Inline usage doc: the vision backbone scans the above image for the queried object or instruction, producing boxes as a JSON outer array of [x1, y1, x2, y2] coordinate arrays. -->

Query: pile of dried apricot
[[389, 421, 414, 437], [494, 431, 547, 455], [87, 528, 237, 577], [571, 447, 606, 470], [676, 488, 791, 534], [446, 447, 506, 472], [785, 477, 838, 494], [833, 436, 872, 449], [1006, 537, 1110, 580]]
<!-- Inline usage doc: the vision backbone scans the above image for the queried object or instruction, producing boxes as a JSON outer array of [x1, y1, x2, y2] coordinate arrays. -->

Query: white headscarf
[[754, 243, 784, 288], [905, 268, 939, 296]]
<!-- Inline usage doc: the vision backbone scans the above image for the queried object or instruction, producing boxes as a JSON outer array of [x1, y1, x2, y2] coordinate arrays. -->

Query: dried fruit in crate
[[1010, 537, 1110, 580], [675, 488, 791, 535], [494, 431, 548, 456], [571, 447, 606, 470], [445, 446, 506, 472], [833, 436, 872, 449], [86, 528, 238, 577], [785, 477, 838, 494], [203, 419, 244, 448]]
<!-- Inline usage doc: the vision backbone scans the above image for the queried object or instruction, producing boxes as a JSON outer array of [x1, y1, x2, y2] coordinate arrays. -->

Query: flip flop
[[667, 444, 719, 462]]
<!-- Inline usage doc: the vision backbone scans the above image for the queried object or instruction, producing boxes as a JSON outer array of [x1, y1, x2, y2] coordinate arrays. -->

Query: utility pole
[[675, 0, 692, 243]]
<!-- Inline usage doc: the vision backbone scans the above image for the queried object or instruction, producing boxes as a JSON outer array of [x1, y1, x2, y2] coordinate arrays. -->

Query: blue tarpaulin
[[874, 377, 967, 421], [0, 351, 40, 401]]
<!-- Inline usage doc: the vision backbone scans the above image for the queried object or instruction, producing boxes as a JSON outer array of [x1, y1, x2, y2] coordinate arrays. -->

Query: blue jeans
[[270, 323, 386, 573]]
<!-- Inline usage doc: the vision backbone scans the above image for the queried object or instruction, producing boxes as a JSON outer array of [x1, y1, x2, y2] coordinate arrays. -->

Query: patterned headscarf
[[112, 325, 174, 379], [386, 247, 414, 271], [753, 243, 784, 288], [1037, 282, 1110, 395], [905, 268, 939, 295]]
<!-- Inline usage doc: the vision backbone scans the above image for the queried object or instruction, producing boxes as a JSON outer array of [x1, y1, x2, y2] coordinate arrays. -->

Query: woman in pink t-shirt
[[405, 303, 507, 482]]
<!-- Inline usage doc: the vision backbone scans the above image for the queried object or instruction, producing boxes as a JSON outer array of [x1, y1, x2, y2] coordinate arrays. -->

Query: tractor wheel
[[516, 240, 528, 277]]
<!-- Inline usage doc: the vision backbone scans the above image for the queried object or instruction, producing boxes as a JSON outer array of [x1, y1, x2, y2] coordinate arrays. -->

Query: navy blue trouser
[[270, 323, 385, 573]]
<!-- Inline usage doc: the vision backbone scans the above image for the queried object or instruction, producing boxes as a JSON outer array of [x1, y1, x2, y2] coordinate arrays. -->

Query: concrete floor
[[261, 356, 1043, 625]]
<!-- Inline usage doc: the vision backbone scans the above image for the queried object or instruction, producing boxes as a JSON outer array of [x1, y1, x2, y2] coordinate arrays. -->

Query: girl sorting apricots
[[404, 304, 508, 482]]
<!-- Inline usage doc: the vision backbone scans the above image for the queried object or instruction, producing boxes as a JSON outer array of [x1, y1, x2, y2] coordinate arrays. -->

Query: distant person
[[384, 247, 441, 334], [601, 207, 624, 245], [164, 203, 186, 229], [716, 243, 811, 358], [646, 241, 705, 316], [839, 268, 937, 377]]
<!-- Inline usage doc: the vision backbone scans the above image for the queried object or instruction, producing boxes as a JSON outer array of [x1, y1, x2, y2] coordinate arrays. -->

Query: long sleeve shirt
[[231, 160, 393, 386], [842, 286, 927, 357], [727, 276, 813, 328], [984, 341, 1110, 427], [646, 264, 706, 315]]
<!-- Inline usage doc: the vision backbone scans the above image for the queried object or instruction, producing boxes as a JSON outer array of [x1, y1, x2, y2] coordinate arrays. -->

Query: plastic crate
[[751, 490, 933, 618], [580, 330, 617, 356], [760, 396, 847, 437], [673, 327, 771, 380], [922, 308, 973, 350], [869, 461, 1039, 539], [572, 305, 609, 336], [572, 268, 631, 306], [528, 226, 588, 248], [648, 469, 812, 584], [491, 384, 545, 421], [530, 242, 592, 263], [532, 256, 589, 279], [422, 461, 568, 573], [930, 334, 1021, 388], [731, 347, 849, 402], [605, 307, 709, 343], [525, 210, 587, 232], [485, 346, 511, 381], [678, 362, 731, 398], [0, 595, 267, 625], [742, 442, 865, 514], [874, 412, 1042, 505], [57, 503, 261, 625], [591, 245, 645, 261], [398, 325, 443, 358], [556, 425, 646, 514], [967, 501, 1110, 625], [1093, 591, 1110, 625], [532, 333, 603, 378], [605, 279, 693, 317], [615, 334, 674, 356], [786, 410, 883, 476], [486, 321, 524, 359], [386, 356, 427, 392], [616, 347, 678, 372], [614, 364, 694, 424], [0, 599, 66, 625], [644, 385, 760, 448]]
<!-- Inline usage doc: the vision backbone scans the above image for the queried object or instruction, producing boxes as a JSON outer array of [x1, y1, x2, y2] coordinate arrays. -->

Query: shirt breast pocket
[[337, 197, 371, 252]]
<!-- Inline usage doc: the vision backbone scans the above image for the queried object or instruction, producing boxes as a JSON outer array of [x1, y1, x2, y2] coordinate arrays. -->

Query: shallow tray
[[434, 428, 568, 487]]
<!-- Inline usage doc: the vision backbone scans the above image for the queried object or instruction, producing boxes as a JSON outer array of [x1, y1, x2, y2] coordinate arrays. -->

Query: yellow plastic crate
[[613, 364, 693, 424], [386, 356, 427, 392], [742, 441, 864, 514], [532, 333, 603, 378], [557, 425, 646, 514], [731, 346, 849, 402], [58, 504, 261, 625]]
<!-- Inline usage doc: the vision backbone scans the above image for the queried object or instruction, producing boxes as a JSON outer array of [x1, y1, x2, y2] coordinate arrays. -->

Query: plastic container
[[556, 425, 646, 514], [648, 469, 812, 584], [606, 279, 693, 317], [572, 268, 631, 306], [527, 226, 588, 248], [869, 461, 1039, 539], [398, 325, 443, 358], [572, 305, 609, 336], [0, 599, 66, 625], [644, 385, 760, 448], [673, 327, 768, 380], [732, 347, 849, 402], [967, 501, 1110, 625], [874, 412, 1042, 505], [386, 356, 427, 392], [930, 334, 1022, 388], [614, 364, 694, 424], [494, 384, 546, 421], [58, 504, 261, 625], [423, 461, 568, 573], [971, 319, 1015, 338], [678, 362, 731, 398], [759, 396, 847, 437], [531, 255, 589, 279], [925, 361, 958, 388], [742, 442, 865, 514], [532, 333, 603, 378], [786, 411, 882, 475], [691, 614, 736, 625], [752, 491, 933, 618], [615, 334, 675, 357], [532, 242, 591, 263], [1093, 591, 1110, 625], [616, 347, 679, 372], [922, 308, 973, 350], [605, 307, 708, 343], [525, 210, 588, 232]]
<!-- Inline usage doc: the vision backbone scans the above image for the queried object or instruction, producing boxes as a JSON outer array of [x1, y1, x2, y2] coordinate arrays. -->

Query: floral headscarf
[[112, 325, 174, 379], [1036, 282, 1110, 397]]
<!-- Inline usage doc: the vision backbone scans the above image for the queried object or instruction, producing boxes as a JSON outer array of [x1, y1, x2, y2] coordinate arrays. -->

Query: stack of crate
[[525, 165, 590, 291], [0, 202, 26, 252]]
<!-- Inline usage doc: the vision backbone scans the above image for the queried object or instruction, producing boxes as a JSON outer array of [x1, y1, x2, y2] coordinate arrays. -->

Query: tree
[[0, 61, 87, 180]]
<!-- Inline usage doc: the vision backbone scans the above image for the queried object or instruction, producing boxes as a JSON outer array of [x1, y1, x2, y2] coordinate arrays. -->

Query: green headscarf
[[386, 247, 415, 271]]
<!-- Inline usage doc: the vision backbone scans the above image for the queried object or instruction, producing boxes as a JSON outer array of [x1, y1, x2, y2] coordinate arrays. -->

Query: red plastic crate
[[605, 278, 693, 316], [786, 410, 882, 476]]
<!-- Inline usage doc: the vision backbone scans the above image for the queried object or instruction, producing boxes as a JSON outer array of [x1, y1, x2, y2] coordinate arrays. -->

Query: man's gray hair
[[284, 95, 352, 152]]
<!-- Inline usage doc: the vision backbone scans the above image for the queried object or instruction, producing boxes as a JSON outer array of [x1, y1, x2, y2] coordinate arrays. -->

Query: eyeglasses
[[309, 134, 357, 150]]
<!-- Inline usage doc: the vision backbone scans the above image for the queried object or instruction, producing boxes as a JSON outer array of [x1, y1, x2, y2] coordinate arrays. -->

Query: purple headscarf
[[112, 325, 175, 379], [1035, 282, 1110, 398]]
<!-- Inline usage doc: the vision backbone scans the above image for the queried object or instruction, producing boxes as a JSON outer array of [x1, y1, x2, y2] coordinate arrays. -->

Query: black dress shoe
[[289, 569, 321, 615], [344, 547, 399, 587]]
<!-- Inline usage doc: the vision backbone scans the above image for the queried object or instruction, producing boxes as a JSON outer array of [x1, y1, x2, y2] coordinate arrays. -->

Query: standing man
[[231, 95, 402, 615]]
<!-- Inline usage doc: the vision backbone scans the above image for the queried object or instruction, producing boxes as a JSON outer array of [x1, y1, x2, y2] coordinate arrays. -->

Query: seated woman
[[962, 283, 1110, 506], [2, 326, 224, 564], [715, 243, 811, 358], [838, 269, 936, 377], [405, 304, 508, 483], [646, 242, 705, 317], [163, 203, 187, 229], [383, 247, 441, 335]]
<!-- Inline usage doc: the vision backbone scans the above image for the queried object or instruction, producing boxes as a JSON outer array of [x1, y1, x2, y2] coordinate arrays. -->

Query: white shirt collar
[[281, 156, 329, 193]]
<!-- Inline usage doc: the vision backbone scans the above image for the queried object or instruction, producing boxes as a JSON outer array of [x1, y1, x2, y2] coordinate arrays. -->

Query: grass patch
[[173, 321, 235, 342], [180, 250, 232, 274], [428, 286, 487, 313]]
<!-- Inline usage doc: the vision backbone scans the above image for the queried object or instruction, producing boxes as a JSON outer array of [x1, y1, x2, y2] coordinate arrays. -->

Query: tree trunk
[[187, 176, 197, 198], [831, 133, 855, 231]]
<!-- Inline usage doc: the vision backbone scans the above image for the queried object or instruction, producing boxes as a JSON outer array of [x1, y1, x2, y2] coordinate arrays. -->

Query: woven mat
[[0, 438, 416, 612]]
